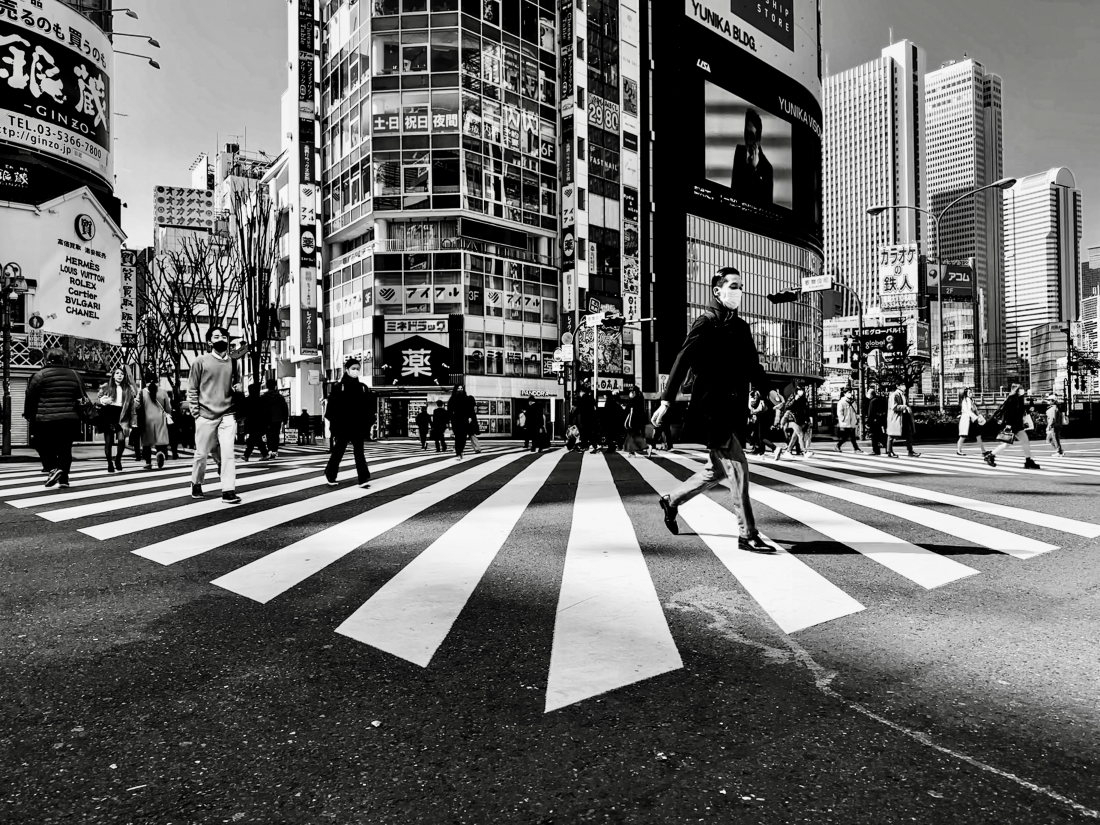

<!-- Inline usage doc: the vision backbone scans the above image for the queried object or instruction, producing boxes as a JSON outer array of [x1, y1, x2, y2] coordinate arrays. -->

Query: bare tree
[[228, 186, 283, 385], [137, 253, 203, 391], [872, 344, 928, 395]]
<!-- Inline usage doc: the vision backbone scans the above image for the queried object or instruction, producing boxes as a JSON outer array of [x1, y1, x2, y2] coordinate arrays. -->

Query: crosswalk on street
[[4, 440, 1100, 711]]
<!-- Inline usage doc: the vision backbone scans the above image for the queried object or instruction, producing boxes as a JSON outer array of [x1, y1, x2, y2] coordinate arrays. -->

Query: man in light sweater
[[188, 326, 243, 504]]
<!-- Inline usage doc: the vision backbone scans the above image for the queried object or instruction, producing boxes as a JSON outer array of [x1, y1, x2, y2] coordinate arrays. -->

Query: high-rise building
[[823, 41, 926, 314], [924, 58, 1004, 391], [1003, 168, 1083, 385], [1080, 244, 1100, 301]]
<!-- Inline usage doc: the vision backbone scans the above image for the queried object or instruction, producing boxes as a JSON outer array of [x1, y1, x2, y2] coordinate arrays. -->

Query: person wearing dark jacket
[[415, 406, 432, 450], [572, 388, 597, 452], [95, 366, 136, 473], [262, 378, 289, 457], [864, 388, 887, 455], [467, 395, 482, 453], [447, 384, 470, 459], [323, 356, 375, 486], [600, 393, 624, 453], [241, 384, 270, 461], [24, 348, 87, 488], [431, 400, 449, 452], [623, 386, 647, 456], [651, 267, 773, 553], [985, 384, 1039, 469]]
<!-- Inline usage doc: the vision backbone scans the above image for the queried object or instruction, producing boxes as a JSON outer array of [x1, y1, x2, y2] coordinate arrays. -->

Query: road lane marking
[[336, 451, 566, 667], [745, 459, 1100, 541], [630, 454, 865, 633], [544, 454, 683, 712], [85, 453, 455, 543], [210, 451, 532, 602]]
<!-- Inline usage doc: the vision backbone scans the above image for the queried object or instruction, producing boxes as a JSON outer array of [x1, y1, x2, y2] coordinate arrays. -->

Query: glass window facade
[[686, 215, 824, 380]]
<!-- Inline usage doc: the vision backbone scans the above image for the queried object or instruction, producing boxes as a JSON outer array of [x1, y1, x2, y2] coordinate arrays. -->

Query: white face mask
[[347, 368, 360, 378], [717, 285, 743, 311]]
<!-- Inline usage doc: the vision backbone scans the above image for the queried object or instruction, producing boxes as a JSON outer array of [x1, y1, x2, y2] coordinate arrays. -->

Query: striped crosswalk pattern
[[4, 440, 1100, 711]]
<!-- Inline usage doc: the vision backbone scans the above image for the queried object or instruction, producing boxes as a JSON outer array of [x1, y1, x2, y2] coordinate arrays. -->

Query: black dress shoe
[[658, 496, 679, 535], [887, 452, 899, 458], [908, 451, 921, 458], [738, 534, 774, 553]]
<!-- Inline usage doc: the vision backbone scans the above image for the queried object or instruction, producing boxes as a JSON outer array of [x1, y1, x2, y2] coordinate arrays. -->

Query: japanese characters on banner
[[878, 243, 920, 310], [384, 318, 448, 334], [119, 248, 137, 347], [0, 0, 113, 182], [288, 0, 320, 359], [153, 186, 215, 229]]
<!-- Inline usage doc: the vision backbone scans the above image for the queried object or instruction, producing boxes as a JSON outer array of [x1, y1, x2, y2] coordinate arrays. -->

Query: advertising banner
[[0, 0, 113, 182], [924, 260, 975, 300], [153, 185, 216, 229], [682, 0, 822, 253], [685, 0, 820, 100], [0, 187, 122, 344], [878, 244, 920, 309], [119, 248, 136, 347], [857, 325, 908, 365], [381, 335, 452, 386]]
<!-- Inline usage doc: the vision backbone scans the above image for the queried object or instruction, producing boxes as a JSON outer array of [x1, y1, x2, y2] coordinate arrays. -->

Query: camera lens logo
[[75, 214, 96, 242]]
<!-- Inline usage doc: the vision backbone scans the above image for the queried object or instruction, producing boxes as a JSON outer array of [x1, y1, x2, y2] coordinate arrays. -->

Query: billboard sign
[[0, 187, 123, 344], [878, 244, 920, 309], [0, 0, 113, 182], [153, 186, 216, 229], [688, 0, 823, 252], [857, 325, 908, 365], [119, 248, 137, 347], [685, 0, 820, 99], [907, 319, 931, 359], [925, 260, 975, 300]]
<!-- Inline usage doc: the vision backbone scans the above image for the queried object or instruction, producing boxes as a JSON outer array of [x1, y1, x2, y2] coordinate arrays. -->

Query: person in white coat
[[835, 388, 862, 452], [956, 387, 988, 458], [886, 382, 920, 458]]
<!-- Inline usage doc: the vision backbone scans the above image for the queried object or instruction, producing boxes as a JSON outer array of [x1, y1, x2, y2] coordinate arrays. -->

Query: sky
[[113, 0, 1100, 252]]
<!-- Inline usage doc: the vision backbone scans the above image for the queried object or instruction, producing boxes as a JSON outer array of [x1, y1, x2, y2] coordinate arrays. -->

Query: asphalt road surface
[[2, 438, 1098, 824]]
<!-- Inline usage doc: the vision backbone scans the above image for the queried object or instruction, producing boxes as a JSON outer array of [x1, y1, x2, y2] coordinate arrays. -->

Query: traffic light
[[841, 336, 849, 362], [767, 289, 802, 304], [601, 310, 626, 328]]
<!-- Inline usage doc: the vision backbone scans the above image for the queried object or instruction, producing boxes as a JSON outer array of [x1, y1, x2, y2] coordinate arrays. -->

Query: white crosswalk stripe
[[6, 442, 1100, 711]]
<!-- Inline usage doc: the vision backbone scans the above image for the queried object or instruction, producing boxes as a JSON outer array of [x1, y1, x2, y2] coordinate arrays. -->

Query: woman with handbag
[[138, 370, 172, 470], [886, 382, 920, 458], [985, 384, 1039, 469], [956, 387, 989, 459], [24, 348, 88, 488], [96, 366, 136, 473]]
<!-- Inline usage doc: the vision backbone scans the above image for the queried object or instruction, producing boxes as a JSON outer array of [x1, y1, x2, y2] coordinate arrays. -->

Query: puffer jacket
[[25, 366, 87, 422]]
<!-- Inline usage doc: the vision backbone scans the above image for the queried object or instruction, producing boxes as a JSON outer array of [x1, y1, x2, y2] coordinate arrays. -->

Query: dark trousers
[[520, 425, 530, 448], [36, 420, 77, 480], [326, 436, 369, 483], [418, 427, 428, 449], [454, 431, 468, 457], [836, 427, 860, 450], [869, 423, 887, 455], [433, 431, 447, 452], [243, 431, 269, 459], [142, 444, 168, 463], [267, 425, 282, 454]]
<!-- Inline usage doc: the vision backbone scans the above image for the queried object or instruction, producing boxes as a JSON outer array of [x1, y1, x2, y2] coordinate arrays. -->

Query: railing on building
[[331, 236, 557, 269]]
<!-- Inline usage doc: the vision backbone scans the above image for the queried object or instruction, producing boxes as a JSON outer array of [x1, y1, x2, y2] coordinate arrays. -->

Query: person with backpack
[[651, 267, 774, 553], [24, 348, 88, 489], [1045, 394, 1065, 457], [323, 356, 375, 486]]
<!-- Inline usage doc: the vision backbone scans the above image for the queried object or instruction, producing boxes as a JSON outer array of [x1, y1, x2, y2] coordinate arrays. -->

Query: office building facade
[[823, 41, 926, 314], [924, 58, 1005, 390], [1003, 168, 1083, 385]]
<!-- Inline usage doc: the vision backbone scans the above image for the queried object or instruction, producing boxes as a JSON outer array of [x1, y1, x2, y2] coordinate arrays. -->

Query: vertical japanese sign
[[289, 0, 320, 357], [0, 0, 113, 183], [119, 248, 137, 347]]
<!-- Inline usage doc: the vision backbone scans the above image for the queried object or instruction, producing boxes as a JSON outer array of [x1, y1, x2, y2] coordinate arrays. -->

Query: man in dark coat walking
[[323, 356, 375, 486], [572, 387, 597, 452], [262, 378, 289, 457], [415, 406, 432, 450], [24, 348, 87, 488], [864, 388, 888, 456], [652, 267, 774, 552]]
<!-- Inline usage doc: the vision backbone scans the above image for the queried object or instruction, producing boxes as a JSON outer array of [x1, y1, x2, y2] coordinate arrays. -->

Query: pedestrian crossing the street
[[4, 441, 1100, 711]]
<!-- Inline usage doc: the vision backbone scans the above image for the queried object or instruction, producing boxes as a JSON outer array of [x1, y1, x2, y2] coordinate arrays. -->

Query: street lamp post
[[1, 265, 30, 456], [867, 177, 1016, 413]]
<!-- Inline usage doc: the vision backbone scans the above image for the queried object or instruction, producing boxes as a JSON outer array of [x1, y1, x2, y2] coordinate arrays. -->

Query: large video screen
[[677, 1, 823, 252]]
